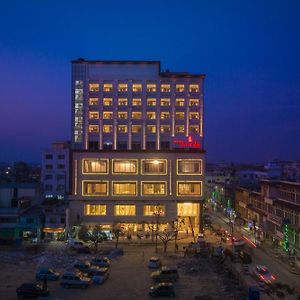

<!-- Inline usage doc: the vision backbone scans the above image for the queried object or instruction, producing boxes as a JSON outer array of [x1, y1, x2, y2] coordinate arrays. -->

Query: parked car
[[151, 266, 179, 283], [16, 283, 49, 298], [74, 261, 92, 274], [148, 257, 162, 269], [232, 237, 245, 247], [252, 265, 276, 284], [67, 239, 90, 251], [197, 233, 205, 243], [149, 282, 175, 297], [60, 272, 91, 289], [90, 257, 110, 267], [89, 267, 109, 284], [36, 267, 60, 281]]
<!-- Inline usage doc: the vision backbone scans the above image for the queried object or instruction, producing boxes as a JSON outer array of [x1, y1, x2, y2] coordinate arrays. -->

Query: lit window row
[[82, 181, 202, 197], [82, 158, 202, 175], [89, 111, 199, 120], [89, 98, 200, 107], [88, 125, 200, 134], [84, 204, 166, 216], [88, 83, 200, 93]]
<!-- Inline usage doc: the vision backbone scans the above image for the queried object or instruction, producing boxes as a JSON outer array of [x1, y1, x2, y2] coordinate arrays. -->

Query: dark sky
[[0, 0, 299, 164]]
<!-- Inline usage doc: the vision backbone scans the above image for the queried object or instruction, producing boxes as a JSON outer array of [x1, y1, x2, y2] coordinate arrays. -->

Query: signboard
[[172, 136, 201, 149]]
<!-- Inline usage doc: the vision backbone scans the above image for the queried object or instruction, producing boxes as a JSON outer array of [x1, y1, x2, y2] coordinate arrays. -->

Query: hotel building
[[69, 60, 205, 234]]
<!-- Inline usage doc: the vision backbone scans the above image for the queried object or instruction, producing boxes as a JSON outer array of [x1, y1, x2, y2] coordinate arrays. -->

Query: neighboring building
[[68, 59, 205, 235], [237, 169, 267, 190], [235, 180, 300, 252], [0, 183, 40, 242], [42, 199, 67, 240], [41, 141, 70, 199]]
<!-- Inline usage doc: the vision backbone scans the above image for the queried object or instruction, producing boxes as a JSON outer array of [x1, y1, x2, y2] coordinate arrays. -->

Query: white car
[[232, 237, 245, 247], [67, 239, 89, 250]]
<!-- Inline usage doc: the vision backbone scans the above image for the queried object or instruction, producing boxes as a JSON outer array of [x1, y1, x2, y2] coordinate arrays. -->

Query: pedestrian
[[43, 278, 47, 291]]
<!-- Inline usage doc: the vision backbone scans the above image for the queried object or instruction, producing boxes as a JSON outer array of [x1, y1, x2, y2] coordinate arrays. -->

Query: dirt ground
[[0, 237, 248, 300]]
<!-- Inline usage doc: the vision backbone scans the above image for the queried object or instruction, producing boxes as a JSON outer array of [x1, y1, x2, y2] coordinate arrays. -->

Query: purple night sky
[[0, 0, 299, 163]]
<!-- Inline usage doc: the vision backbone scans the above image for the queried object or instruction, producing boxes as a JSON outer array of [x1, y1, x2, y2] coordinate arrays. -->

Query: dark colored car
[[36, 268, 60, 281], [16, 283, 49, 298], [149, 282, 175, 297], [74, 261, 92, 274], [90, 257, 110, 267]]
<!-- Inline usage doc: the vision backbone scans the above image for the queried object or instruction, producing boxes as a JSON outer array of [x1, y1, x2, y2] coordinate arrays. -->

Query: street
[[209, 209, 300, 299]]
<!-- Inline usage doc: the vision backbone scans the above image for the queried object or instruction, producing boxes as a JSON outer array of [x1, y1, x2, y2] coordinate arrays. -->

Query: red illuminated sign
[[173, 136, 201, 149]]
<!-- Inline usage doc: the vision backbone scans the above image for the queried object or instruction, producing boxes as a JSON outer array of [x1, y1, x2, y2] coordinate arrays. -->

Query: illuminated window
[[103, 125, 113, 133], [83, 181, 108, 196], [175, 125, 185, 133], [113, 160, 137, 173], [114, 205, 136, 216], [146, 112, 156, 119], [142, 182, 166, 195], [103, 84, 113, 92], [83, 159, 108, 173], [89, 98, 99, 106], [175, 99, 185, 106], [177, 159, 202, 174], [118, 112, 128, 119], [103, 98, 113, 106], [143, 205, 165, 216], [147, 98, 156, 106], [132, 98, 142, 106], [132, 125, 141, 133], [190, 112, 199, 119], [142, 160, 166, 174], [133, 84, 142, 92], [147, 84, 156, 92], [177, 203, 198, 216], [85, 204, 106, 216], [103, 112, 113, 119], [89, 83, 99, 92], [190, 125, 199, 133], [118, 83, 128, 92], [89, 111, 99, 119], [161, 99, 170, 106], [160, 112, 170, 119], [189, 99, 199, 106], [89, 125, 99, 133], [113, 182, 136, 195], [147, 125, 156, 133], [118, 125, 128, 133], [175, 112, 185, 119], [189, 84, 199, 93], [177, 182, 202, 196], [132, 112, 142, 119], [160, 125, 170, 133], [161, 84, 171, 92], [176, 84, 185, 92], [118, 98, 128, 106]]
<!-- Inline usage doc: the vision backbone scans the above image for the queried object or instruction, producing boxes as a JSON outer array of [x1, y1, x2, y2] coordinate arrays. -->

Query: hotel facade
[[69, 60, 205, 234]]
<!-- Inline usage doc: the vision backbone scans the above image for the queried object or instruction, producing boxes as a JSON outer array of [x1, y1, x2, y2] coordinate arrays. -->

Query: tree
[[112, 222, 123, 248], [153, 205, 163, 253], [173, 218, 185, 252], [90, 225, 105, 252], [158, 230, 176, 253], [77, 225, 89, 242]]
